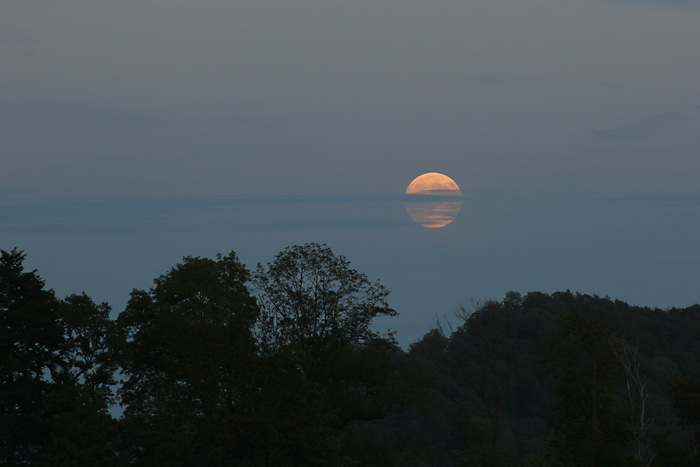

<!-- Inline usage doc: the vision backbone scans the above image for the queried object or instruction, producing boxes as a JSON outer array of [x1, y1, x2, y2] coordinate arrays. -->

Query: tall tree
[[1, 249, 121, 466], [1, 249, 63, 465], [252, 243, 409, 462], [611, 340, 656, 467], [34, 294, 122, 467], [450, 302, 512, 453], [543, 293, 633, 466], [116, 252, 259, 466]]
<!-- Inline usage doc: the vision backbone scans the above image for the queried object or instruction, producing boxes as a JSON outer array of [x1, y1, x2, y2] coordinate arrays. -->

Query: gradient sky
[[2, 0, 699, 346]]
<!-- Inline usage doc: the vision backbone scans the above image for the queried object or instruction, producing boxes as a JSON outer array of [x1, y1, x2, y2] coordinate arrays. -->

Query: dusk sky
[[2, 0, 699, 346]]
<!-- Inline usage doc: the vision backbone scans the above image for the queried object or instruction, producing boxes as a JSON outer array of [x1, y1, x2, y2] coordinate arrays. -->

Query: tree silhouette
[[543, 294, 633, 466], [1, 249, 120, 466], [116, 253, 259, 466]]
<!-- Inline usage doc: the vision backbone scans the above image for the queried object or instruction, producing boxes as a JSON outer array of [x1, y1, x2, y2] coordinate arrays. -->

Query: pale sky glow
[[2, 0, 699, 345]]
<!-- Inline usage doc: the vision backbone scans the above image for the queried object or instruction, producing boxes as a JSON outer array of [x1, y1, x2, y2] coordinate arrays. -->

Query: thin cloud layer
[[591, 108, 696, 141], [610, 0, 700, 8]]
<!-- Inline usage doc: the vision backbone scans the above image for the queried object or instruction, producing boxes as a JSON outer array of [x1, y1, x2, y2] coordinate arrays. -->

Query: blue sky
[[2, 0, 699, 346]]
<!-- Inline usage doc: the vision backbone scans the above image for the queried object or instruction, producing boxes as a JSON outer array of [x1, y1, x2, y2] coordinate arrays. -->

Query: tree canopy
[[116, 252, 259, 465], [253, 242, 396, 356], [1, 249, 120, 466], [3, 246, 700, 466]]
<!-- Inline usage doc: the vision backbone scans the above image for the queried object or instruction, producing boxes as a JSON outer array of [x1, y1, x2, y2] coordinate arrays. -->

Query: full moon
[[404, 172, 462, 228]]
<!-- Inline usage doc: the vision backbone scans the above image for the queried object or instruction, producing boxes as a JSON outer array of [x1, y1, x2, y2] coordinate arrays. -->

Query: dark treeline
[[2, 244, 700, 466]]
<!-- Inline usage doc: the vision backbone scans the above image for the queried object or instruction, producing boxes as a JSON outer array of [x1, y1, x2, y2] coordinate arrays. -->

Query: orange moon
[[404, 172, 462, 228]]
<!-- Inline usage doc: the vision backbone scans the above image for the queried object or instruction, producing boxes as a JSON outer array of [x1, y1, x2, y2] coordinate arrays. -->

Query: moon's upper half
[[405, 172, 462, 228]]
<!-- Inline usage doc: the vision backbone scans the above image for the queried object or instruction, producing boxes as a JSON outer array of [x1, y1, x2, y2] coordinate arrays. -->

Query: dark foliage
[[1, 249, 120, 466], [116, 253, 260, 466], [3, 246, 700, 466]]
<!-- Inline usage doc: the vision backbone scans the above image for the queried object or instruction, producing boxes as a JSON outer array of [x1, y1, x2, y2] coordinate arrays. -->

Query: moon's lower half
[[404, 195, 462, 228]]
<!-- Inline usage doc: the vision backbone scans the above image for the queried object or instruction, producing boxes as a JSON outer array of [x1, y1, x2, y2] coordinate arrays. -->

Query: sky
[[2, 0, 699, 347]]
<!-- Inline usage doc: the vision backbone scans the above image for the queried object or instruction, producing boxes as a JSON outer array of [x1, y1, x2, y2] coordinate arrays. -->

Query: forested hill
[[402, 292, 700, 466], [2, 246, 700, 466]]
